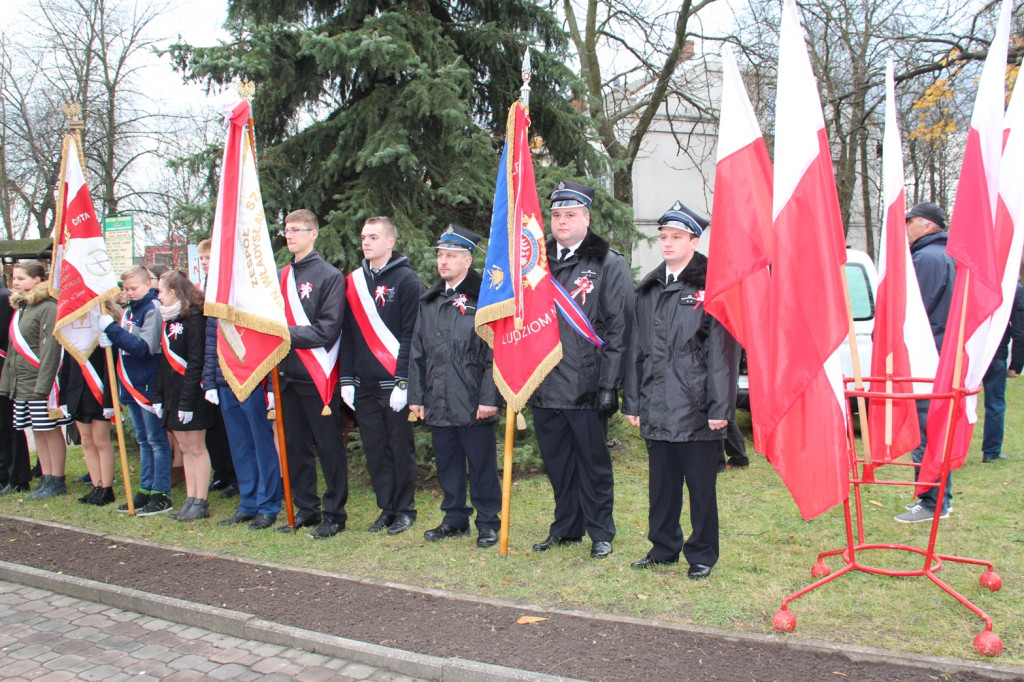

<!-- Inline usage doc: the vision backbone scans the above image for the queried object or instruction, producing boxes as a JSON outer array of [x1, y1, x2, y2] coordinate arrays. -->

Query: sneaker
[[894, 504, 950, 523], [118, 491, 151, 513], [78, 486, 101, 504], [89, 487, 115, 507], [905, 500, 953, 512], [137, 494, 174, 516]]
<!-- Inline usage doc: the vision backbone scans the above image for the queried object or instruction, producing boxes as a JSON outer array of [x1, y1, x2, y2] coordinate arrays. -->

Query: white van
[[736, 248, 878, 409]]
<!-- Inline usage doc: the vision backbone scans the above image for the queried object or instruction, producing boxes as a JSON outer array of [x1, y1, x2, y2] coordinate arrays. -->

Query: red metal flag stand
[[771, 377, 1002, 656]]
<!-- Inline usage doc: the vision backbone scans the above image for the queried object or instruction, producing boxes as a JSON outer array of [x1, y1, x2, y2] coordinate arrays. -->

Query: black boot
[[89, 487, 115, 507], [78, 486, 101, 504]]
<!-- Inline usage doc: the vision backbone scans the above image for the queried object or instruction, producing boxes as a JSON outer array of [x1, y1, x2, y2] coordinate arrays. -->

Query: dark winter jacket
[[408, 268, 501, 427], [152, 305, 208, 416], [0, 281, 63, 401], [622, 252, 740, 442], [527, 230, 633, 410], [340, 252, 424, 391], [277, 249, 346, 396], [0, 287, 13, 377], [909, 231, 955, 350], [203, 317, 229, 389], [994, 283, 1024, 371], [104, 289, 161, 404]]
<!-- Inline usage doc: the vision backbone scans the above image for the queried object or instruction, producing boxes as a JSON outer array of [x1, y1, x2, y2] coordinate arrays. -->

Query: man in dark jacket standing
[[896, 201, 956, 522], [409, 225, 502, 548], [623, 202, 740, 579], [341, 216, 424, 536], [276, 209, 348, 539], [980, 283, 1024, 462], [528, 181, 633, 560]]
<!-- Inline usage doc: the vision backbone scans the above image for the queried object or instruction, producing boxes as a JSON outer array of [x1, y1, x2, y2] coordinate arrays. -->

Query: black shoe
[[387, 513, 415, 535], [73, 473, 92, 484], [89, 487, 115, 507], [631, 554, 679, 569], [249, 513, 276, 530], [532, 535, 583, 552], [367, 512, 396, 533], [688, 563, 712, 579], [590, 541, 613, 559], [208, 477, 229, 492], [276, 513, 322, 533], [308, 519, 344, 539], [219, 482, 239, 499], [218, 511, 256, 526], [78, 486, 101, 504], [726, 458, 750, 469], [423, 523, 470, 542], [0, 482, 31, 496], [476, 528, 498, 548], [118, 491, 151, 513]]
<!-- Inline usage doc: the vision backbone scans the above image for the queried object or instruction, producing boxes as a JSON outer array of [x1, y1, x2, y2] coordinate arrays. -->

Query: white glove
[[341, 385, 355, 411], [98, 332, 112, 348], [153, 403, 164, 419], [59, 404, 70, 419], [389, 385, 407, 412], [205, 389, 220, 405], [103, 408, 115, 419], [178, 410, 193, 424], [266, 391, 275, 411], [98, 314, 115, 329]]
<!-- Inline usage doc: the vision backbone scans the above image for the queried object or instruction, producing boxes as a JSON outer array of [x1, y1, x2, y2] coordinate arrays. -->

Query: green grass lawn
[[2, 385, 1022, 665]]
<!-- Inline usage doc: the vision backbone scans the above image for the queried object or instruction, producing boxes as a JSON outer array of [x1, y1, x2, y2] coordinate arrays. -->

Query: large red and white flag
[[763, 0, 850, 519], [49, 135, 120, 363], [204, 100, 290, 401], [867, 59, 939, 463], [919, 0, 1013, 488], [705, 44, 773, 454]]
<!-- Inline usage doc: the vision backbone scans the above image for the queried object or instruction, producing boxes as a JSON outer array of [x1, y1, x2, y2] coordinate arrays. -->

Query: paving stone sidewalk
[[0, 580, 431, 682]]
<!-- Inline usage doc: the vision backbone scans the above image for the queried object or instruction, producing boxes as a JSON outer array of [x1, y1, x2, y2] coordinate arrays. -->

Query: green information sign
[[103, 215, 134, 277]]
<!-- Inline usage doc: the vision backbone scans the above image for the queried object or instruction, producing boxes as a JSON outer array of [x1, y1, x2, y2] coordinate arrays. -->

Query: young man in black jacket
[[341, 216, 424, 536], [409, 225, 502, 548], [276, 209, 348, 539]]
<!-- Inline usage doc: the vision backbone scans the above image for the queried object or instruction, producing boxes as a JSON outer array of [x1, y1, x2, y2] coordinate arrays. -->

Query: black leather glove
[[597, 388, 619, 418]]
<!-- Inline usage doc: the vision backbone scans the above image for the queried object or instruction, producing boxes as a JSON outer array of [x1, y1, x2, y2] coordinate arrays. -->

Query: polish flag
[[50, 135, 120, 363], [205, 100, 291, 401], [919, 0, 1013, 489], [866, 60, 939, 463], [704, 45, 773, 454], [763, 0, 850, 519]]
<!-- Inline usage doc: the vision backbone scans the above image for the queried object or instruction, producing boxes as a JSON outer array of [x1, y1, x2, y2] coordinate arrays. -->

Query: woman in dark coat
[[153, 270, 215, 521]]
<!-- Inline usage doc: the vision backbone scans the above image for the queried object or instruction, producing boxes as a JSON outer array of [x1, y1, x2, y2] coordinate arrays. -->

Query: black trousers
[[646, 439, 719, 566], [719, 420, 748, 465], [280, 387, 348, 523], [0, 394, 30, 487], [205, 407, 236, 484], [355, 386, 416, 517], [533, 407, 615, 542], [431, 424, 501, 530]]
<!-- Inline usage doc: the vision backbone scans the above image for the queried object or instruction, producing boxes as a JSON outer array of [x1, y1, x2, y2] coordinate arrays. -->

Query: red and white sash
[[345, 269, 400, 376], [10, 310, 62, 409], [281, 265, 340, 408], [116, 308, 155, 413], [161, 321, 189, 376]]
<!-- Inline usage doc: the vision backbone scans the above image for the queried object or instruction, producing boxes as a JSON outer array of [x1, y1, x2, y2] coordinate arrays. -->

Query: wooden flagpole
[[63, 101, 135, 514], [238, 80, 295, 528], [840, 267, 873, 484]]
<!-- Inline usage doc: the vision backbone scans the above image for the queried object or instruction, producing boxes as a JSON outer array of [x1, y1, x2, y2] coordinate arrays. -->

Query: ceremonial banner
[[205, 100, 290, 401], [704, 44, 773, 454], [867, 60, 939, 463], [475, 101, 561, 412], [920, 0, 1017, 489], [50, 135, 120, 363], [763, 0, 850, 520]]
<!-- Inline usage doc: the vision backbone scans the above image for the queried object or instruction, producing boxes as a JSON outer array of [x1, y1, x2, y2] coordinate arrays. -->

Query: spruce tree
[[169, 0, 631, 276]]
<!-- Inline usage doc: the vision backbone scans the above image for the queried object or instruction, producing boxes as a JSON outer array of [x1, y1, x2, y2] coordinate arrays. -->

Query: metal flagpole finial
[[62, 102, 84, 131], [520, 48, 531, 109], [238, 79, 256, 102]]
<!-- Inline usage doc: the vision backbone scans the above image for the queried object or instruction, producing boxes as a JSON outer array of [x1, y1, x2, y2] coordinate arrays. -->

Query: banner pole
[[498, 406, 516, 558], [104, 347, 135, 514], [271, 369, 295, 528]]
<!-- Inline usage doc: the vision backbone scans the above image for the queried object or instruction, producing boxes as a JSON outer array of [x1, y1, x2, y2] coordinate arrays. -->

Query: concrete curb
[[0, 561, 581, 682], [3, 515, 1022, 680]]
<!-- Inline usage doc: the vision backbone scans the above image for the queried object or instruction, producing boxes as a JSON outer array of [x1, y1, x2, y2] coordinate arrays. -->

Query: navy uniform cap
[[547, 180, 595, 209], [435, 224, 481, 252], [657, 201, 709, 238]]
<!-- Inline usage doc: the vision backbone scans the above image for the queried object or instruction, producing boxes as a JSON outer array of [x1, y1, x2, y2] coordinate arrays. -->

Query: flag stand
[[774, 276, 999, 655]]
